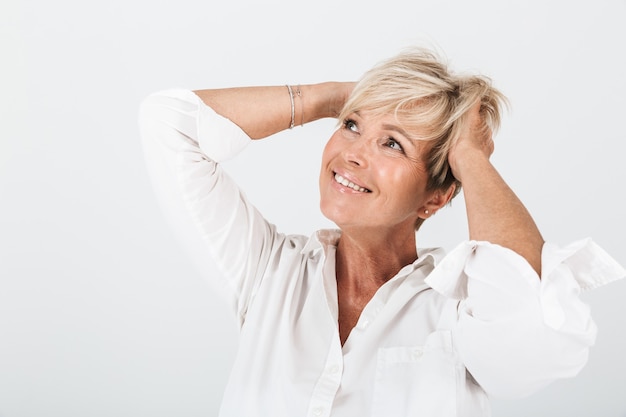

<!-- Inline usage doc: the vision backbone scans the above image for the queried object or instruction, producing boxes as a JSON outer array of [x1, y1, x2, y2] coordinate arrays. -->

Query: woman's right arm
[[194, 82, 354, 139], [138, 84, 352, 326]]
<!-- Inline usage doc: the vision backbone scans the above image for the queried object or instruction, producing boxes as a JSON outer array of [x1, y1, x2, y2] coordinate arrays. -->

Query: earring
[[425, 209, 430, 215]]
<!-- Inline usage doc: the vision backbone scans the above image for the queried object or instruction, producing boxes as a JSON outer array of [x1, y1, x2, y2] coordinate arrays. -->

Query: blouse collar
[[300, 229, 447, 274]]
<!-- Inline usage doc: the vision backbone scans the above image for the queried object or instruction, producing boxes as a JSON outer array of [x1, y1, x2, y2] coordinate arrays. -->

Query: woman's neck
[[333, 226, 418, 345], [335, 226, 418, 290]]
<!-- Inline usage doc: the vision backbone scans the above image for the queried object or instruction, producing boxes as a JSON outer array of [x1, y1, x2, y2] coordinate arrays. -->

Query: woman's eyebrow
[[381, 124, 417, 146]]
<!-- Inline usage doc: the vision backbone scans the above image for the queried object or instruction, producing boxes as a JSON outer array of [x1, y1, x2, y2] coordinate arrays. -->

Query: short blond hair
[[338, 47, 507, 206]]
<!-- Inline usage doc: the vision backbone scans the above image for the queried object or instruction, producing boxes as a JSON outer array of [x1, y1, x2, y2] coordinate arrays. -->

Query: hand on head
[[447, 101, 494, 183], [329, 82, 357, 118]]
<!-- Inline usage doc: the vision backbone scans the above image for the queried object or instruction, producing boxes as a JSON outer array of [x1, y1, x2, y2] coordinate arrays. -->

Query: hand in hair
[[446, 101, 544, 274], [447, 101, 494, 183], [328, 82, 357, 118]]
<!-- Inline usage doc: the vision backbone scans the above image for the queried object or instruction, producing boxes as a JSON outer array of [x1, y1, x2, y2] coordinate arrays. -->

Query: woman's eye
[[386, 138, 403, 152], [343, 119, 358, 133]]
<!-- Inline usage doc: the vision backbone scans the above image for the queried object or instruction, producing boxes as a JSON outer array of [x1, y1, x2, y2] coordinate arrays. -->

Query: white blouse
[[138, 89, 625, 417]]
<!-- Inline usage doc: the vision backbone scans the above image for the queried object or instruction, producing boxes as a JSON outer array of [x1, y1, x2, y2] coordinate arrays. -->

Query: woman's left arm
[[448, 103, 544, 275], [439, 103, 625, 399]]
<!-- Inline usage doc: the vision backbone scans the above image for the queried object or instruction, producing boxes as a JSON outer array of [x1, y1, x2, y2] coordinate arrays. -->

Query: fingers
[[470, 101, 494, 145], [453, 101, 495, 159]]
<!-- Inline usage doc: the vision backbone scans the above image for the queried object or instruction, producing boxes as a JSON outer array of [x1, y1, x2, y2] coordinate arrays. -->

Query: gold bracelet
[[286, 84, 295, 129], [295, 85, 303, 127]]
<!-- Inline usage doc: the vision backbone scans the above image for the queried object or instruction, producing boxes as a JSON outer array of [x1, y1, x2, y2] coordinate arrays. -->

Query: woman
[[139, 48, 624, 416]]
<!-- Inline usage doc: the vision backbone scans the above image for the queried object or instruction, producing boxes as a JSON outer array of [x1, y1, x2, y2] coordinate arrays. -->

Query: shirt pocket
[[371, 330, 457, 417]]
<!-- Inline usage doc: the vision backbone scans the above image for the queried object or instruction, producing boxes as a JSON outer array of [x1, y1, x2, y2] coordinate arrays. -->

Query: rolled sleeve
[[425, 239, 625, 399], [139, 89, 279, 326]]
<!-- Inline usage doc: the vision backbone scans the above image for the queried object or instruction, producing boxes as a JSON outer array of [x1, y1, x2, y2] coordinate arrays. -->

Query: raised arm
[[193, 82, 355, 139], [448, 103, 544, 275], [139, 83, 354, 325]]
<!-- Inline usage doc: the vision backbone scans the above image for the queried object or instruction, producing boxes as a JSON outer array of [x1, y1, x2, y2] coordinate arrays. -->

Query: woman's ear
[[440, 183, 456, 206], [419, 184, 456, 219]]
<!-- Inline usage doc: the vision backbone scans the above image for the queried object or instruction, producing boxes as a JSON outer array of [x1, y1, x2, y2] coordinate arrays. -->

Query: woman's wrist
[[300, 82, 355, 123], [449, 147, 491, 183], [192, 82, 353, 138]]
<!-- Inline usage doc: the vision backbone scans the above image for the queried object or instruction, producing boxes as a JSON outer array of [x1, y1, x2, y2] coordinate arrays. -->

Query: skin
[[194, 82, 544, 345], [195, 83, 354, 139], [448, 106, 544, 276], [319, 111, 455, 343]]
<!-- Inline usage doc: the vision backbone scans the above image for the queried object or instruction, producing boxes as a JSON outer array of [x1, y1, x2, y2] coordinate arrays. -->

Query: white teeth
[[334, 173, 368, 193]]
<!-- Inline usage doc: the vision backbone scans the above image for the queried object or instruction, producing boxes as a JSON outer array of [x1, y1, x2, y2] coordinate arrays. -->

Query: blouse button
[[412, 348, 424, 360]]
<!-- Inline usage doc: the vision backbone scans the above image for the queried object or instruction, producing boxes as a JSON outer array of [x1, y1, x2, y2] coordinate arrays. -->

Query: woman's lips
[[333, 172, 370, 193]]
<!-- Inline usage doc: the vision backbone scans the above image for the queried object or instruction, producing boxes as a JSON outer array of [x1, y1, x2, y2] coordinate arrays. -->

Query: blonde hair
[[338, 47, 508, 205]]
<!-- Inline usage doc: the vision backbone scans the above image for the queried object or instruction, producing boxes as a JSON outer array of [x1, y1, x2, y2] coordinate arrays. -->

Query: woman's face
[[319, 111, 438, 233]]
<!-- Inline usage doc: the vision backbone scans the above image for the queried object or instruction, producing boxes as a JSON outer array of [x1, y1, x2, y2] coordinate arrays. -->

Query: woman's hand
[[326, 81, 357, 118], [448, 101, 544, 275], [447, 102, 493, 183], [303, 81, 356, 120]]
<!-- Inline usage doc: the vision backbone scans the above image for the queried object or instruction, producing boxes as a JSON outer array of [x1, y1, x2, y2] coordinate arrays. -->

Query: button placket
[[360, 317, 370, 329], [307, 334, 343, 417], [328, 364, 341, 375]]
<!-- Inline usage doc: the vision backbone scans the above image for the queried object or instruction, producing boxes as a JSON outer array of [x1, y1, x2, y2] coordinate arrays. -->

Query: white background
[[2, 0, 625, 416]]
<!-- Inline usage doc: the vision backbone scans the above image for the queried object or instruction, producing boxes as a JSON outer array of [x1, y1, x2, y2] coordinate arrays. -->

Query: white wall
[[1, 0, 625, 416]]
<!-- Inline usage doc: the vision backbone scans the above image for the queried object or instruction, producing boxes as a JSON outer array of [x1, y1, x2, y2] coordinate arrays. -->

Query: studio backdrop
[[1, 0, 625, 416]]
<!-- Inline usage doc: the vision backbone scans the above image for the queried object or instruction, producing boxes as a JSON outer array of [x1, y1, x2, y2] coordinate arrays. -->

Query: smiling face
[[319, 111, 446, 234]]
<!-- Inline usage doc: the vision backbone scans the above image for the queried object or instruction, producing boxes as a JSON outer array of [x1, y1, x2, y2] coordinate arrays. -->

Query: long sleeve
[[138, 89, 285, 327], [425, 239, 625, 399]]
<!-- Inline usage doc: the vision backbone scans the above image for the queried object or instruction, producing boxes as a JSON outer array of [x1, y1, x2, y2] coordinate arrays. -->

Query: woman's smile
[[333, 172, 371, 193]]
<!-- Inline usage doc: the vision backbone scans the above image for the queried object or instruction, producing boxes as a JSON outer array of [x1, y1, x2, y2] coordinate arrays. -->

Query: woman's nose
[[343, 139, 370, 168]]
